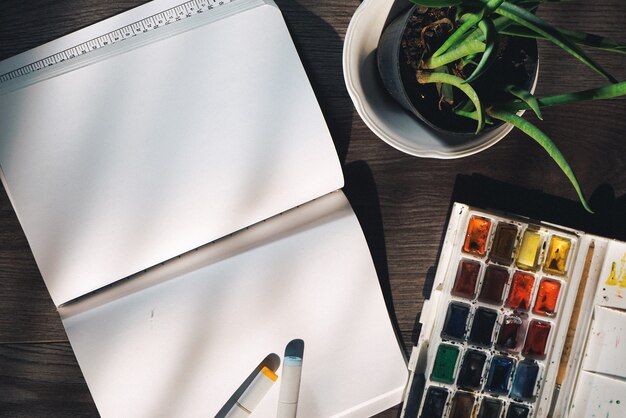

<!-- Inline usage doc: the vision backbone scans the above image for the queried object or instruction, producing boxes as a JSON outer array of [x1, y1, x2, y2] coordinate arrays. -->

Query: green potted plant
[[376, 0, 626, 212]]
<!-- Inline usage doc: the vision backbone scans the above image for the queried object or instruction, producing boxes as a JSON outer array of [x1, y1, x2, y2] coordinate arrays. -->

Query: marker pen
[[225, 366, 278, 418], [277, 355, 303, 418]]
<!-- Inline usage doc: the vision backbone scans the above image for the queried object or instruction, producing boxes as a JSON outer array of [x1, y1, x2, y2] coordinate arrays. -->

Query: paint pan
[[496, 315, 526, 353], [506, 403, 530, 418], [421, 386, 448, 418], [522, 320, 551, 359], [463, 216, 491, 256], [449, 392, 475, 418], [516, 229, 541, 271], [468, 307, 497, 346], [532, 279, 561, 316], [490, 223, 518, 265], [506, 272, 535, 311], [452, 259, 480, 299], [544, 236, 571, 275], [431, 344, 459, 383], [486, 356, 515, 394], [478, 266, 509, 304], [477, 398, 502, 418], [441, 302, 470, 341], [457, 350, 486, 390], [510, 361, 540, 400]]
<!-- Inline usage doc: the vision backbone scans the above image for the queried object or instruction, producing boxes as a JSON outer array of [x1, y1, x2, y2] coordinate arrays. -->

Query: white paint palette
[[402, 203, 626, 418]]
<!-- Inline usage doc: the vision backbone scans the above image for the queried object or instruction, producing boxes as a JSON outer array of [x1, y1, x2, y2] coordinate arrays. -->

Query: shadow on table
[[346, 161, 429, 418], [274, 0, 354, 163], [344, 161, 407, 355], [451, 174, 626, 241]]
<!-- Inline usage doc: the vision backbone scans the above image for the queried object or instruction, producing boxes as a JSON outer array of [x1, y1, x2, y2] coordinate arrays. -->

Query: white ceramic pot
[[342, 0, 539, 159]]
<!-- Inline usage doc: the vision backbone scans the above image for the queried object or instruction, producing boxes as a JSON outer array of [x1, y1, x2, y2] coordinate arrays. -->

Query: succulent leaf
[[435, 68, 456, 106], [487, 108, 592, 213], [433, 0, 504, 57], [494, 1, 617, 82], [501, 25, 626, 55], [423, 40, 486, 68], [464, 14, 514, 42], [505, 85, 543, 119], [433, 13, 483, 58], [500, 81, 626, 112], [417, 71, 485, 132], [464, 18, 498, 83]]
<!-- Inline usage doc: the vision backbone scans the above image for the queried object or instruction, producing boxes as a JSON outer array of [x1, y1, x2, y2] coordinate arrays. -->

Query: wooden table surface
[[0, 0, 624, 416]]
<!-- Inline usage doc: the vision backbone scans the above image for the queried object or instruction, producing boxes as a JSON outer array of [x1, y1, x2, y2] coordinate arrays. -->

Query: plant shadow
[[451, 174, 626, 241]]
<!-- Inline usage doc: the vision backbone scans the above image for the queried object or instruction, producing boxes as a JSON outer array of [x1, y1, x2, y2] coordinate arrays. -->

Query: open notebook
[[0, 0, 407, 416]]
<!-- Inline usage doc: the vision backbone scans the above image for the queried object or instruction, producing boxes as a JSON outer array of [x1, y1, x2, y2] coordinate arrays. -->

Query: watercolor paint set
[[402, 203, 626, 418]]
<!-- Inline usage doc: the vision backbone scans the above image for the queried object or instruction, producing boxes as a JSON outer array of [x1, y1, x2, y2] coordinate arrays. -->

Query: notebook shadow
[[343, 161, 407, 355]]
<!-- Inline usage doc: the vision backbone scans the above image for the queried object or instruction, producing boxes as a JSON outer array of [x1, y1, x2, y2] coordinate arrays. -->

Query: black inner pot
[[380, 5, 538, 135]]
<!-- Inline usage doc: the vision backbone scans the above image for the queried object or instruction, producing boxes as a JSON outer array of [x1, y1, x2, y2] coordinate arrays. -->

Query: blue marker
[[277, 356, 303, 418]]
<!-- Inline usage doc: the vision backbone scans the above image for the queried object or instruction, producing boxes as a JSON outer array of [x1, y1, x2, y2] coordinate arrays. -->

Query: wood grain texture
[[0, 343, 98, 417], [0, 0, 625, 416]]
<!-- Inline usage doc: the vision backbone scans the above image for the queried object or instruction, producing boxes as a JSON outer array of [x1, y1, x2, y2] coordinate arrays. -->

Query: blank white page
[[60, 191, 408, 418], [0, 1, 343, 306]]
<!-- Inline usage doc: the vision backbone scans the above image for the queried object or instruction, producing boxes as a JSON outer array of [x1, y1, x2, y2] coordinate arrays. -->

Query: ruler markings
[[0, 0, 236, 83]]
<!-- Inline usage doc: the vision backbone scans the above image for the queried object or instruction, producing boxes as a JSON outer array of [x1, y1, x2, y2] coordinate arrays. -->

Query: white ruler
[[0, 0, 237, 83]]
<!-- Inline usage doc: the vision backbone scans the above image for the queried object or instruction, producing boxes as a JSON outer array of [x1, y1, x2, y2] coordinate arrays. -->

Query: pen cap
[[239, 366, 277, 411], [278, 356, 303, 403]]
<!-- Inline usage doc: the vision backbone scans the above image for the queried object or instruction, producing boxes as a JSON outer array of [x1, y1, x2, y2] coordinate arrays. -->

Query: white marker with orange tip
[[224, 366, 277, 418]]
